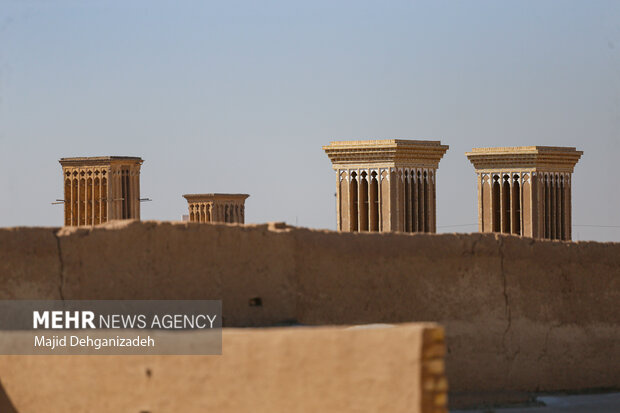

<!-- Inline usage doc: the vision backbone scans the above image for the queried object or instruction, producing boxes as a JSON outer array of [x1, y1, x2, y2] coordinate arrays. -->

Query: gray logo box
[[0, 300, 222, 355]]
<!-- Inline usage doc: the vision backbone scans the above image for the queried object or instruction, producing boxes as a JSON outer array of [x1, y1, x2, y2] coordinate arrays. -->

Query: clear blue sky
[[1, 1, 619, 241]]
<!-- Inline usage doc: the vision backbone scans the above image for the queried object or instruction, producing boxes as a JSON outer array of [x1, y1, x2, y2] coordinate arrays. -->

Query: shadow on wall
[[0, 379, 17, 413]]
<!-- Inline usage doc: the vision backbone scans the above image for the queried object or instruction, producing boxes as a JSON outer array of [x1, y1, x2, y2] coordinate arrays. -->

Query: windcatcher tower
[[59, 156, 143, 226], [323, 139, 449, 233], [466, 146, 582, 240], [183, 194, 249, 224]]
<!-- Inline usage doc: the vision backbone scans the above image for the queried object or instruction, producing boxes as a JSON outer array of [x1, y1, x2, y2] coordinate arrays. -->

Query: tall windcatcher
[[323, 139, 449, 233], [466, 146, 582, 240], [59, 156, 143, 226]]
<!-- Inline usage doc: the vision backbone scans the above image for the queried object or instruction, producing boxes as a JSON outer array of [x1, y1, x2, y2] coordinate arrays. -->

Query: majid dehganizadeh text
[[31, 310, 218, 351]]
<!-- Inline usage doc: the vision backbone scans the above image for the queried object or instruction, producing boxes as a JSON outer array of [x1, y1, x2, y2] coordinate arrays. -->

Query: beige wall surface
[[0, 221, 619, 407], [0, 323, 446, 413]]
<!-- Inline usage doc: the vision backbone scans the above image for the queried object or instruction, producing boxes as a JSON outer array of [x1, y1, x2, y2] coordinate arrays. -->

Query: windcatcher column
[[183, 194, 249, 224], [466, 146, 582, 240], [323, 139, 449, 233], [59, 156, 143, 227]]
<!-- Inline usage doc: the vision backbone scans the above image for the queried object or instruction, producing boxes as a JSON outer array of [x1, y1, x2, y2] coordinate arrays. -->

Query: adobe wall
[[0, 221, 619, 407], [0, 323, 446, 413]]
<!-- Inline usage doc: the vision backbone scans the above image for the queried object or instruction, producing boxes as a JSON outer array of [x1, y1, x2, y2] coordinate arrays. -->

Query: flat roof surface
[[466, 146, 581, 155], [324, 139, 445, 147], [183, 193, 250, 201], [59, 156, 143, 161]]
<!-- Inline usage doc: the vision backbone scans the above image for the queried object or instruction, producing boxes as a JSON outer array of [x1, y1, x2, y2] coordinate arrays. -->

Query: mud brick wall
[[0, 221, 618, 407], [0, 324, 443, 413]]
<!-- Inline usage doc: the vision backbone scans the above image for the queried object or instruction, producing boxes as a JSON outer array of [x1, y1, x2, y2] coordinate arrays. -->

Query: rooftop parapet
[[465, 146, 583, 172], [323, 139, 449, 169]]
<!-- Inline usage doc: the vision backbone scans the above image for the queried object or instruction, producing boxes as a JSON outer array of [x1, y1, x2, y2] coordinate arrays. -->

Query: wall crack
[[53, 230, 65, 300]]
